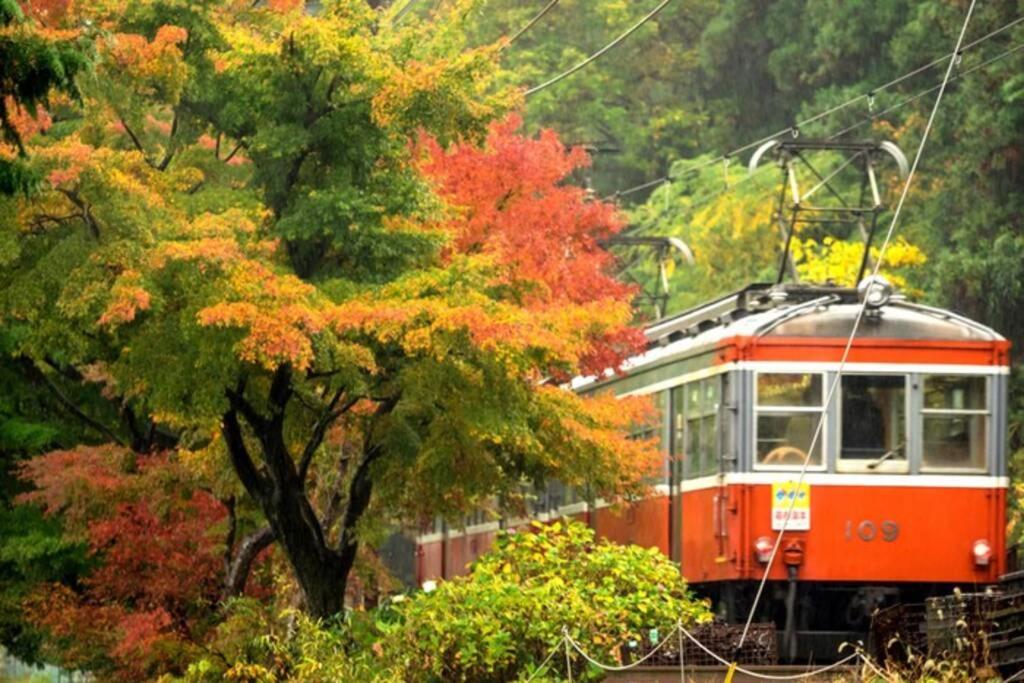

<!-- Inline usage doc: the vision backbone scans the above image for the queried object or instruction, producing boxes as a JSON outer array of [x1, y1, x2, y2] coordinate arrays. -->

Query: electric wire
[[391, 0, 421, 24], [1005, 666, 1024, 683], [830, 40, 1024, 140], [858, 651, 891, 681], [505, 0, 560, 47], [523, 638, 561, 681], [606, 13, 1024, 198], [561, 621, 863, 680], [737, 0, 979, 649], [615, 38, 1023, 241], [524, 0, 675, 96]]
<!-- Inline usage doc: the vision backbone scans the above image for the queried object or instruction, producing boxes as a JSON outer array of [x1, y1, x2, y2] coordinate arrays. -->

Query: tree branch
[[267, 365, 293, 423], [222, 495, 237, 577], [21, 358, 126, 446], [221, 406, 268, 499], [223, 526, 275, 600], [56, 189, 100, 239], [225, 383, 269, 433], [156, 110, 179, 171], [297, 389, 360, 484], [336, 395, 399, 558], [118, 116, 151, 162], [222, 141, 245, 163]]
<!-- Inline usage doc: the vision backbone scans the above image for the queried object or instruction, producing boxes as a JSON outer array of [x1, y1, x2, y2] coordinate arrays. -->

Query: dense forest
[[0, 0, 1021, 679]]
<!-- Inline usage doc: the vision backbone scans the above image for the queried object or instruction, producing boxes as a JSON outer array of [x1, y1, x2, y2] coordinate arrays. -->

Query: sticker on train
[[771, 481, 810, 531]]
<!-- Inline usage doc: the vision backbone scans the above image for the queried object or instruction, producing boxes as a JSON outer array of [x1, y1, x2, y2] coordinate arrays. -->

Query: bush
[[178, 520, 710, 682], [374, 519, 711, 681]]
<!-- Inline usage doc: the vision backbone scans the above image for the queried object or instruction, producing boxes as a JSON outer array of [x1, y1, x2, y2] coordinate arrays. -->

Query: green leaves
[[373, 520, 711, 681]]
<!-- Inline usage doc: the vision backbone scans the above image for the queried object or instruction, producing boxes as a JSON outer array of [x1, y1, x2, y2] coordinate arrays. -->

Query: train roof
[[571, 283, 1005, 391]]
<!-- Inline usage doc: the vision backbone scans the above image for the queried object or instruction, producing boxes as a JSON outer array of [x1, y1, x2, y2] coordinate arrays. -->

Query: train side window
[[921, 375, 988, 471], [755, 373, 824, 469], [671, 376, 720, 479], [628, 391, 666, 483], [671, 377, 722, 478], [839, 375, 907, 470]]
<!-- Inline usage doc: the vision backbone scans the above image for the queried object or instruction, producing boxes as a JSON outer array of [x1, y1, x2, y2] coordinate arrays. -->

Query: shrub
[[178, 520, 711, 681], [374, 519, 711, 681]]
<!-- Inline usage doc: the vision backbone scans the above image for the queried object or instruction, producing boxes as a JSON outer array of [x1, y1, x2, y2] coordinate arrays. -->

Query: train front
[[656, 282, 1010, 660]]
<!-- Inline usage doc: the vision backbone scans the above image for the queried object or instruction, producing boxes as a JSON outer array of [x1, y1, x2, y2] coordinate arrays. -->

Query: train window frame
[[753, 371, 827, 472], [919, 374, 990, 473], [836, 373, 910, 473], [671, 373, 726, 479]]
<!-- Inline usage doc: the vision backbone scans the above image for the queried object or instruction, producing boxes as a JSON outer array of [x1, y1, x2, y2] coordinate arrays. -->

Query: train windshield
[[755, 373, 824, 468], [839, 375, 907, 470], [921, 375, 988, 471]]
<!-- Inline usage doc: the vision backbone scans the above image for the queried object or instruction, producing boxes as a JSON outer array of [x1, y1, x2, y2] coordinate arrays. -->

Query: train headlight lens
[[973, 539, 992, 567], [754, 536, 773, 564], [858, 275, 893, 308]]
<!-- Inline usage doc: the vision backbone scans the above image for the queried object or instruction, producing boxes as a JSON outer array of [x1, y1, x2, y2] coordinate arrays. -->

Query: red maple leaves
[[17, 447, 245, 679], [418, 114, 645, 374]]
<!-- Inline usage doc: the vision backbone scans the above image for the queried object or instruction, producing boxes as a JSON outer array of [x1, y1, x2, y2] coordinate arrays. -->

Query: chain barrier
[[525, 620, 868, 681]]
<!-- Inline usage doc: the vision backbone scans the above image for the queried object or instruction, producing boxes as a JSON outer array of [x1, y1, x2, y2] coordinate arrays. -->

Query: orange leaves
[[16, 445, 130, 529], [105, 26, 187, 71], [100, 25, 189, 104], [151, 237, 245, 270], [266, 0, 305, 13], [39, 136, 93, 186], [0, 96, 51, 158], [531, 386, 662, 496], [198, 301, 323, 372], [97, 270, 151, 327]]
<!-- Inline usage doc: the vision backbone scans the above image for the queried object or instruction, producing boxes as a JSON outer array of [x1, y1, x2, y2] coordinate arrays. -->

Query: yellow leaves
[[372, 43, 517, 141], [189, 209, 261, 238], [793, 236, 927, 291], [151, 238, 245, 270], [37, 137, 94, 187]]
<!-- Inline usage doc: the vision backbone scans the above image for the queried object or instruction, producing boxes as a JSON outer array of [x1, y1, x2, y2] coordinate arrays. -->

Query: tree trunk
[[222, 407, 349, 617], [219, 370, 395, 619]]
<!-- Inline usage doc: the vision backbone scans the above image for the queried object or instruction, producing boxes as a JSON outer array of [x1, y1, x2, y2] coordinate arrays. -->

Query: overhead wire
[[554, 620, 864, 680], [505, 0, 560, 47], [605, 13, 1024, 199], [737, 0, 979, 649], [524, 0, 675, 96], [523, 638, 562, 681], [616, 37, 1024, 242], [391, 0, 421, 24], [830, 40, 1024, 139]]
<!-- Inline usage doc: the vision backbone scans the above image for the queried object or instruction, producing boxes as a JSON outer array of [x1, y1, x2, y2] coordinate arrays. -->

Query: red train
[[413, 280, 1010, 660]]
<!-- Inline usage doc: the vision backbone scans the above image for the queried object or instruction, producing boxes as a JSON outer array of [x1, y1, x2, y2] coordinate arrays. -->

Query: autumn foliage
[[418, 115, 645, 374], [1, 0, 659, 673], [16, 446, 264, 679]]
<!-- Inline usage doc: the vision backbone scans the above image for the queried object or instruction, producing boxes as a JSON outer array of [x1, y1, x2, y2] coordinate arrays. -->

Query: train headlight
[[754, 536, 773, 564], [973, 539, 992, 567], [858, 275, 893, 308]]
